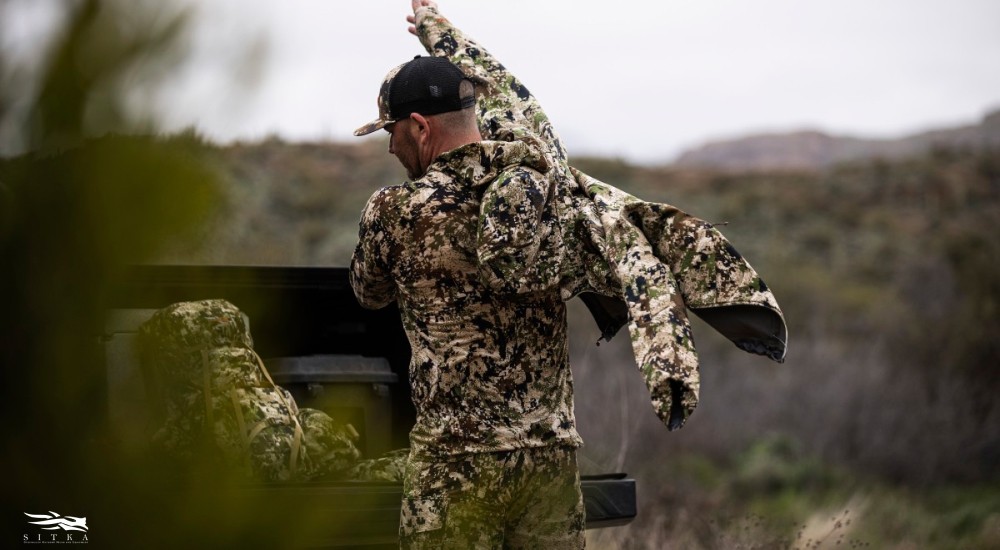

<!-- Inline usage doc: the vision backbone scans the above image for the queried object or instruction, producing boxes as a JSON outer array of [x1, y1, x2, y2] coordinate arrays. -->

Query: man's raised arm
[[407, 1, 569, 163]]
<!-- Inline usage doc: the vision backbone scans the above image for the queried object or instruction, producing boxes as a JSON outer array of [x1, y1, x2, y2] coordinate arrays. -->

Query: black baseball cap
[[354, 56, 475, 136]]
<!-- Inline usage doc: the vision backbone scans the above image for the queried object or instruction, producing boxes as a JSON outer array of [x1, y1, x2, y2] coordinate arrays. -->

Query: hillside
[[674, 108, 1000, 171]]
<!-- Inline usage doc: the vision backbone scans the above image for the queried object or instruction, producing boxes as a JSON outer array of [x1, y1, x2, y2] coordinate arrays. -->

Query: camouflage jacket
[[412, 6, 787, 431], [351, 139, 583, 460]]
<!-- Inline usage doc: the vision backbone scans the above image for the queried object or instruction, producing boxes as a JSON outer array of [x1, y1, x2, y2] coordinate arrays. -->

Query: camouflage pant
[[400, 445, 585, 550]]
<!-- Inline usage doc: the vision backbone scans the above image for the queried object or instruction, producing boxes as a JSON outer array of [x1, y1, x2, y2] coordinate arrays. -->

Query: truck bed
[[102, 265, 636, 545]]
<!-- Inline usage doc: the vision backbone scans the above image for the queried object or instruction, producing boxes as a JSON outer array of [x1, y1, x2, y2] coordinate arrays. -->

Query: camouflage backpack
[[138, 299, 360, 481]]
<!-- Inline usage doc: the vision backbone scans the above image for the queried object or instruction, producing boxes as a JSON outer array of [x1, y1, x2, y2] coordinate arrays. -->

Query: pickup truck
[[101, 264, 636, 548]]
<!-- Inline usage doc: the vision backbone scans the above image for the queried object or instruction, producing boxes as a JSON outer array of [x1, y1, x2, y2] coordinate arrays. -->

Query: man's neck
[[431, 131, 482, 159]]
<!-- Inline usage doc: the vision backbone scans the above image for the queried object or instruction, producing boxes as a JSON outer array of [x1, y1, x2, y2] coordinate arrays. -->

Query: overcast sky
[[10, 0, 1000, 163]]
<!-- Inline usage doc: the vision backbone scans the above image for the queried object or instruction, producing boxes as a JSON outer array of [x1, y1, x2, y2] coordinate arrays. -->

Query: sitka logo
[[26, 512, 87, 532], [23, 512, 89, 544]]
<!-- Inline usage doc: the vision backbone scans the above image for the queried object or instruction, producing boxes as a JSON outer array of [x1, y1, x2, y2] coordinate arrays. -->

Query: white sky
[[11, 0, 1000, 163]]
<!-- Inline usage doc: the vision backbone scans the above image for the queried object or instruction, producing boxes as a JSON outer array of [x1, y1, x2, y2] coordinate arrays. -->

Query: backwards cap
[[354, 56, 474, 137]]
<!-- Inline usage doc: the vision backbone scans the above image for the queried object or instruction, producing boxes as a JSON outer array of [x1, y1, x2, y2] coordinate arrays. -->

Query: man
[[352, 1, 789, 547], [350, 2, 587, 548]]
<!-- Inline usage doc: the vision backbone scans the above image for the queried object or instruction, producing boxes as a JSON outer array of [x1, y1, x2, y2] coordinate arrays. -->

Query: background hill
[[674, 108, 1000, 171]]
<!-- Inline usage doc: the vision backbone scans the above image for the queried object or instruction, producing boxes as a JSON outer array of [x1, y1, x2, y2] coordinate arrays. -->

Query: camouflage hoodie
[[351, 139, 583, 459], [412, 6, 788, 431]]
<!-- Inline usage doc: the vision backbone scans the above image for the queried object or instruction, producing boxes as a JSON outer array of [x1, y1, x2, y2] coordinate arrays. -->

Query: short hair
[[458, 79, 475, 102], [430, 79, 477, 131]]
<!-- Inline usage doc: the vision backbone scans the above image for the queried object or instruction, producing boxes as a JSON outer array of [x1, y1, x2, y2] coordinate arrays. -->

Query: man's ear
[[410, 113, 430, 144]]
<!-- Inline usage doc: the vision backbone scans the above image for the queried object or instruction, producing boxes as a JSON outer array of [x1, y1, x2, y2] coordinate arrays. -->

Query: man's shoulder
[[359, 185, 412, 234], [363, 177, 454, 225], [364, 182, 414, 211], [369, 182, 411, 199]]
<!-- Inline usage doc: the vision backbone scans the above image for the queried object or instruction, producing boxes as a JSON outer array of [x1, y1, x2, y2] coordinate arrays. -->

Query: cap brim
[[353, 117, 393, 137]]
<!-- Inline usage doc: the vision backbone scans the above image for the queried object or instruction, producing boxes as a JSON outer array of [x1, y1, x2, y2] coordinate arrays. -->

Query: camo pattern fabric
[[412, 5, 617, 303], [224, 385, 303, 481], [138, 298, 254, 352], [475, 134, 569, 294], [399, 445, 584, 550], [297, 407, 362, 479], [414, 5, 787, 430], [345, 448, 410, 482], [351, 139, 583, 460], [147, 350, 273, 461], [139, 299, 361, 481]]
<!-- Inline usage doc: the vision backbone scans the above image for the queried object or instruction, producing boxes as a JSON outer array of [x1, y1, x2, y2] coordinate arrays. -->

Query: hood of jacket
[[431, 136, 551, 189]]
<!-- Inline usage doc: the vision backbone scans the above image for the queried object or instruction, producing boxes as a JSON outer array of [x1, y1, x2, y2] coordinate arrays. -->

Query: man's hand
[[407, 0, 438, 36]]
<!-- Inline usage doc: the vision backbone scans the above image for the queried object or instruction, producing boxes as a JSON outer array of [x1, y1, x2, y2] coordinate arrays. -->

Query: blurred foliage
[[1, 0, 190, 153], [0, 0, 289, 546]]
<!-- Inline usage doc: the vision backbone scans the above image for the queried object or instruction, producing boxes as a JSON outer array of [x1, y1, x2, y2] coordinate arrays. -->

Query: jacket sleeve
[[412, 6, 568, 163], [350, 189, 398, 310]]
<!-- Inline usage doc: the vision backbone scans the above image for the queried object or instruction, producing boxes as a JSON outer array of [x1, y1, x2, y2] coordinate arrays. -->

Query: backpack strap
[[251, 350, 304, 477], [200, 350, 215, 442]]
